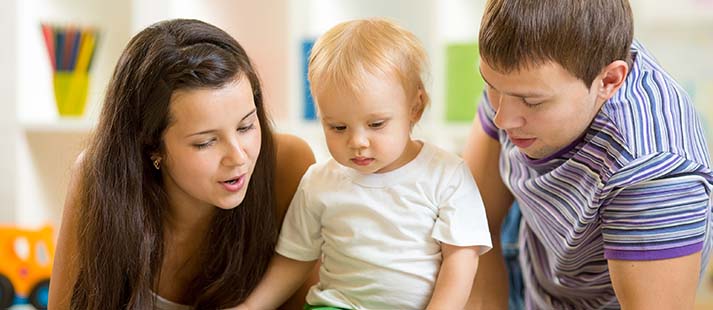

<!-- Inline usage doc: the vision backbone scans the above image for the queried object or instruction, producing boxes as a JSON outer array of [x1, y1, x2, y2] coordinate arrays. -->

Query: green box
[[445, 43, 485, 122]]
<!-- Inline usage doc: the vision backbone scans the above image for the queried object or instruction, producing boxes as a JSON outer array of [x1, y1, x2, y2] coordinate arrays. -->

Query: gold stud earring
[[153, 158, 161, 170]]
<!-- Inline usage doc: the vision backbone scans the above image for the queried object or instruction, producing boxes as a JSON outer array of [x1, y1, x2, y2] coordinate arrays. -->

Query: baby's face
[[315, 72, 422, 174]]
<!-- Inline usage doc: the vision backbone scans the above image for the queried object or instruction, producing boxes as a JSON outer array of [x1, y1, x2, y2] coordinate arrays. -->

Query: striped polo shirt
[[479, 40, 713, 309]]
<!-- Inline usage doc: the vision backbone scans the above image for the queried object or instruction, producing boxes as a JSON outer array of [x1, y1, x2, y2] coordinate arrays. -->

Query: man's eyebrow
[[479, 68, 548, 98]]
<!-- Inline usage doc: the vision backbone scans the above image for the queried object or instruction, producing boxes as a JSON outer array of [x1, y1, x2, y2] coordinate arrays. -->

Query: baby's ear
[[410, 89, 426, 123]]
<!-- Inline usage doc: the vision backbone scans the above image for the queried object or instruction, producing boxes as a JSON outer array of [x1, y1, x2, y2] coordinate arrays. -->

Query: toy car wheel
[[0, 274, 14, 309], [29, 279, 50, 310]]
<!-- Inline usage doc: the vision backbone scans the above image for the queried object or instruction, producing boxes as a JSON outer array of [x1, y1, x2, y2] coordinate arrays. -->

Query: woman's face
[[160, 76, 262, 211]]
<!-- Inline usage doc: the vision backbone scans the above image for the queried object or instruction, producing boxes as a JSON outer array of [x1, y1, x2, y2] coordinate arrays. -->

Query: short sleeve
[[432, 162, 493, 254], [275, 173, 324, 261], [602, 154, 712, 261], [477, 90, 499, 140]]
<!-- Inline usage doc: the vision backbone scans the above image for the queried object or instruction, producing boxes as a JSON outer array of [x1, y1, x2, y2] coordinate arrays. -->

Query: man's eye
[[522, 98, 543, 107]]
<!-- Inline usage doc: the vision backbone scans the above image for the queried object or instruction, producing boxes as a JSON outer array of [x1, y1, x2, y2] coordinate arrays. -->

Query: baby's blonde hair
[[308, 18, 430, 120]]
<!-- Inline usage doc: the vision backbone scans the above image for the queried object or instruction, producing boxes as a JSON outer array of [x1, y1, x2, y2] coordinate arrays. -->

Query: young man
[[464, 0, 713, 309]]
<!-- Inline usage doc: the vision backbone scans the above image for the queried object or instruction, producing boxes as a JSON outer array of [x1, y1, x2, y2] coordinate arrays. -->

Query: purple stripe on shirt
[[604, 242, 703, 260], [477, 103, 499, 140]]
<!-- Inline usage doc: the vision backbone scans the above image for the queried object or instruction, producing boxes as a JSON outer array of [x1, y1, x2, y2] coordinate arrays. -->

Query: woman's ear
[[150, 152, 161, 162], [150, 153, 162, 170], [596, 60, 628, 101]]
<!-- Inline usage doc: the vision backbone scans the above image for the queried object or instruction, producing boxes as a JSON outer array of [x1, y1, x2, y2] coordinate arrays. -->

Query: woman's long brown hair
[[71, 19, 277, 309]]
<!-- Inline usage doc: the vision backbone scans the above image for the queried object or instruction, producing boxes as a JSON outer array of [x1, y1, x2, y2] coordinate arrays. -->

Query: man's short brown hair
[[479, 0, 633, 87]]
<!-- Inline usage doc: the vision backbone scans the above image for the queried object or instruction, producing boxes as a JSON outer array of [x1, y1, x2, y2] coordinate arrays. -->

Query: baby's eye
[[330, 125, 347, 132], [368, 121, 385, 129]]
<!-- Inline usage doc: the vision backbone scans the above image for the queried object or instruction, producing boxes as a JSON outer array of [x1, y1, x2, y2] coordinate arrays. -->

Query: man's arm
[[609, 252, 701, 309], [602, 165, 710, 310], [463, 116, 514, 310]]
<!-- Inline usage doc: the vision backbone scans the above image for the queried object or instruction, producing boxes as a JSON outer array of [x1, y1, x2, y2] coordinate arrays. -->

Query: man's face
[[480, 59, 604, 159]]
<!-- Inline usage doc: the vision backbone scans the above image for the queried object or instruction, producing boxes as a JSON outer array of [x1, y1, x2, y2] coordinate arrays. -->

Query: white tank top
[[151, 291, 192, 310]]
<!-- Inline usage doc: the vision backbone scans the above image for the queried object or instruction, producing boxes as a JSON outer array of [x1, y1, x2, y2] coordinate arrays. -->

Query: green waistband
[[303, 304, 350, 310]]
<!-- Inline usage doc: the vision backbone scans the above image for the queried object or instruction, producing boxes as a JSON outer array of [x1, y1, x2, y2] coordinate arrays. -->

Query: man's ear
[[596, 60, 628, 101]]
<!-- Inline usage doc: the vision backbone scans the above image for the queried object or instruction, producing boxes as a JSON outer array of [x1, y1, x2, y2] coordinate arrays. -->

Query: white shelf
[[630, 0, 713, 28], [21, 118, 95, 133]]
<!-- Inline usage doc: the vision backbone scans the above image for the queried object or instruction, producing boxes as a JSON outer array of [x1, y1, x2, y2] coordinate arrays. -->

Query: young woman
[[48, 19, 316, 309]]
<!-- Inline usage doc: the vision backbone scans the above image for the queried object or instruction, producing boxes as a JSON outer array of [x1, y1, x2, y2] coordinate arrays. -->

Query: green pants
[[303, 304, 350, 310]]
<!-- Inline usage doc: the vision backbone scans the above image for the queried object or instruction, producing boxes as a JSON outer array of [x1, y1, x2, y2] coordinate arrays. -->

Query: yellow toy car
[[0, 225, 54, 309]]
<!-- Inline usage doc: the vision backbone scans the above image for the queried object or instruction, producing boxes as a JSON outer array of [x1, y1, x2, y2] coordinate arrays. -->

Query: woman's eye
[[194, 140, 215, 149], [238, 123, 256, 133]]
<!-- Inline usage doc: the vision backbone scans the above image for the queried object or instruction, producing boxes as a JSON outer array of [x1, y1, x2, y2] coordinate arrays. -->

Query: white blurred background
[[1, 0, 712, 307]]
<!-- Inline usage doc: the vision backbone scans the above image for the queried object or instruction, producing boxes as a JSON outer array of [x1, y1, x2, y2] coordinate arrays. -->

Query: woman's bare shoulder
[[272, 133, 315, 220], [48, 151, 87, 308], [274, 133, 314, 164]]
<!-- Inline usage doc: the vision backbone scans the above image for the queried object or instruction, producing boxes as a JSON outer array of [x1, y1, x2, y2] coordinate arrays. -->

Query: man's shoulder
[[599, 40, 708, 164], [621, 40, 684, 99]]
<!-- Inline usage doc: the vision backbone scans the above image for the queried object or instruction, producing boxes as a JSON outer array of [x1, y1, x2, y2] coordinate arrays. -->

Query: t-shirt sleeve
[[476, 90, 499, 140], [275, 172, 323, 261], [432, 162, 493, 254], [601, 153, 712, 261]]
